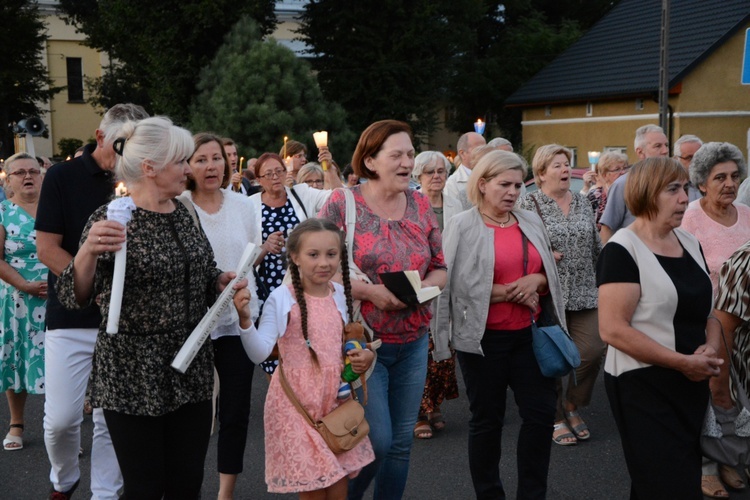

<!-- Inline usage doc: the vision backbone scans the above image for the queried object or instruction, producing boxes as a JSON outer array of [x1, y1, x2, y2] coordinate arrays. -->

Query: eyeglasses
[[304, 179, 324, 187], [259, 169, 285, 180], [9, 169, 41, 178], [422, 168, 447, 177], [607, 166, 630, 174]]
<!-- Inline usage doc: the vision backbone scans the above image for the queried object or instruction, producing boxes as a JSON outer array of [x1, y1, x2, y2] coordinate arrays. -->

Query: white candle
[[313, 131, 329, 171], [105, 197, 136, 334], [171, 242, 261, 373]]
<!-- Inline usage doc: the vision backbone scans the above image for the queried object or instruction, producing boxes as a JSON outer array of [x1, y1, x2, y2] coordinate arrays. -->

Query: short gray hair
[[5, 152, 36, 172], [413, 151, 450, 179], [100, 103, 149, 145], [487, 137, 513, 151], [116, 116, 193, 185], [674, 135, 703, 157], [634, 124, 665, 151], [296, 163, 324, 184], [690, 142, 747, 188]]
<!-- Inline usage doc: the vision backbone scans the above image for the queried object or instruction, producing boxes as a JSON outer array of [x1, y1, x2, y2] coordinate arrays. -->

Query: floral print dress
[[0, 201, 48, 394]]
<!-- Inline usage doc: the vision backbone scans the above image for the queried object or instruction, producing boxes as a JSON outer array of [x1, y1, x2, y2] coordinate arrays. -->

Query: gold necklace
[[366, 184, 403, 221], [482, 212, 512, 227]]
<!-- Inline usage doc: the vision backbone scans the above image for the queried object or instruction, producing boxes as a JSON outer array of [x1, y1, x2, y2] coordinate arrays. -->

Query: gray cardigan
[[433, 207, 567, 361]]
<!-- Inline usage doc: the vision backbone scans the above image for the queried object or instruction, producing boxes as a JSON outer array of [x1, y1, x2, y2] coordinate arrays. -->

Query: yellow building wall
[[41, 13, 106, 158], [520, 23, 750, 165]]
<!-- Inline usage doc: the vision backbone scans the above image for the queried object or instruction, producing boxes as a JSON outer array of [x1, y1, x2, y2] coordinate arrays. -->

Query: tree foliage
[[298, 0, 485, 141], [299, 0, 616, 146], [57, 0, 278, 122], [189, 17, 356, 160], [0, 0, 62, 158]]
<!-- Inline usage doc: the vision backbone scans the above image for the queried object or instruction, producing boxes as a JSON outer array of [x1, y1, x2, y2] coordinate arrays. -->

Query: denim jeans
[[457, 328, 556, 500], [348, 333, 428, 500]]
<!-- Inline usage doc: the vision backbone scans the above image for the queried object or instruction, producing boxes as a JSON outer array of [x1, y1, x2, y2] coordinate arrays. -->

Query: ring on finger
[[519, 292, 524, 297], [98, 236, 102, 244]]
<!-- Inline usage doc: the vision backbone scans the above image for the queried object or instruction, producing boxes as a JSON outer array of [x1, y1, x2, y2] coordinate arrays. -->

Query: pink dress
[[264, 286, 374, 493]]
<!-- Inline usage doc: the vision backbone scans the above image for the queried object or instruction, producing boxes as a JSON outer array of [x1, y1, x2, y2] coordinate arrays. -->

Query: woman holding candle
[[55, 116, 247, 499], [319, 120, 447, 500], [0, 152, 48, 451], [411, 151, 461, 439], [519, 144, 603, 446], [182, 132, 262, 500]]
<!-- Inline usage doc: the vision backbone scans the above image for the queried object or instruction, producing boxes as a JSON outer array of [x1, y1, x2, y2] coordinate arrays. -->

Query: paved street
[[1, 366, 748, 499]]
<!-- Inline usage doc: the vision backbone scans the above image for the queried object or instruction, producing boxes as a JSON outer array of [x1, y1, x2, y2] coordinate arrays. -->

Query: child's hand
[[347, 348, 375, 374], [233, 288, 253, 329]]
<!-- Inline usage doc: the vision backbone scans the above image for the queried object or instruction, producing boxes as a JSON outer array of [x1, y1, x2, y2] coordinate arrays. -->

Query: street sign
[[743, 28, 750, 85]]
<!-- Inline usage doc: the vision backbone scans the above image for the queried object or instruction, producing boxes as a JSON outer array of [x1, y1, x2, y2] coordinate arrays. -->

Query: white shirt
[[444, 165, 472, 200]]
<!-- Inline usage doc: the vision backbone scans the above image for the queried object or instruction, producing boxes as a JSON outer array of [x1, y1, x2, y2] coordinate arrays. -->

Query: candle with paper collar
[[285, 156, 293, 173], [474, 119, 485, 135], [106, 196, 136, 334], [313, 131, 329, 171], [587, 151, 601, 171], [115, 182, 127, 197]]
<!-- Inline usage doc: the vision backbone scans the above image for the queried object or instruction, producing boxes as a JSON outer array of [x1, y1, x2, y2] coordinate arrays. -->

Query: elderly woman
[[183, 133, 263, 500], [0, 153, 48, 451], [55, 117, 246, 498], [411, 151, 462, 439], [296, 162, 325, 189], [587, 152, 629, 230], [434, 150, 565, 498], [319, 120, 447, 500], [597, 157, 722, 499], [519, 144, 603, 446], [679, 142, 750, 496]]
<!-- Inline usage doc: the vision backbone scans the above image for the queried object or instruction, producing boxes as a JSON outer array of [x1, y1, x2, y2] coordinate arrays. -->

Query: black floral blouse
[[57, 201, 222, 416], [518, 190, 601, 311]]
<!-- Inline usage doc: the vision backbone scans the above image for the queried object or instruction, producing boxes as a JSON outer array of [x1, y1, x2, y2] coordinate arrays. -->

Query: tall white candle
[[106, 197, 136, 334]]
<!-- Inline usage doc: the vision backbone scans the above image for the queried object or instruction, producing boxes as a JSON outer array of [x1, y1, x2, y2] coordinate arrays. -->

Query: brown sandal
[[413, 420, 432, 439], [702, 474, 729, 498]]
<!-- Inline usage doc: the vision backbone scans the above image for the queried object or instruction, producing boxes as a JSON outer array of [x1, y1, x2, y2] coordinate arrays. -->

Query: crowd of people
[[2, 104, 750, 500]]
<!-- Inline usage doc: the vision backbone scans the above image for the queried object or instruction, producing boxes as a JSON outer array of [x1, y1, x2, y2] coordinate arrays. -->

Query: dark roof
[[505, 0, 750, 106]]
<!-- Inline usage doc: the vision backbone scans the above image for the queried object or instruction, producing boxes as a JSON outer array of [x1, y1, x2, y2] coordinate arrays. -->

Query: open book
[[379, 270, 441, 307]]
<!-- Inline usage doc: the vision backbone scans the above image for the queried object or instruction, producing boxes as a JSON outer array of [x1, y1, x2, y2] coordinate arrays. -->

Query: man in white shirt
[[444, 132, 486, 200]]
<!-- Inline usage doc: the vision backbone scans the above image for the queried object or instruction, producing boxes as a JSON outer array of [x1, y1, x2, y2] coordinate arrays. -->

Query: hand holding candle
[[106, 196, 136, 334], [313, 131, 329, 171]]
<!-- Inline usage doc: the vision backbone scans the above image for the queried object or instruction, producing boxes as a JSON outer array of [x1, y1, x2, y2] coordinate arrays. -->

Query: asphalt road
[[1, 367, 749, 499]]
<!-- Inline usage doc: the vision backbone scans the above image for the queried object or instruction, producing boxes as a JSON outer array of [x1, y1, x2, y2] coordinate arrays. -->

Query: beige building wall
[[519, 22, 750, 164]]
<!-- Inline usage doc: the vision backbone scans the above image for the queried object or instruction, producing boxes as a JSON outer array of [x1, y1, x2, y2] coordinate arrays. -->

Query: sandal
[[3, 423, 24, 451], [552, 422, 577, 446], [702, 474, 729, 498], [428, 411, 445, 432], [564, 410, 590, 440], [414, 420, 433, 439], [720, 464, 746, 490]]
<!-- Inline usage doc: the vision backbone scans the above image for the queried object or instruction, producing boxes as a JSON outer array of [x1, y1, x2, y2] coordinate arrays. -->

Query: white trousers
[[43, 328, 122, 499]]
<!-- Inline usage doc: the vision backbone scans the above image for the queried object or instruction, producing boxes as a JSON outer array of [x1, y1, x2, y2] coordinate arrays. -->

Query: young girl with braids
[[236, 218, 375, 498]]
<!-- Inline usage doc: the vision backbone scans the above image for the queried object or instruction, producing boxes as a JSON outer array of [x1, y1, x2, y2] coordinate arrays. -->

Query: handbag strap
[[289, 187, 309, 219], [278, 361, 318, 428], [530, 194, 546, 228]]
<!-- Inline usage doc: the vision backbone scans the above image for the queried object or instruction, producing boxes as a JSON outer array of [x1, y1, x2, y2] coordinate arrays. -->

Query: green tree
[[57, 0, 277, 121], [298, 0, 484, 140], [189, 16, 356, 161], [0, 0, 62, 158]]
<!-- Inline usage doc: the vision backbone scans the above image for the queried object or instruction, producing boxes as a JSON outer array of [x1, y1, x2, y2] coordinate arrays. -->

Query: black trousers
[[213, 335, 255, 474], [605, 367, 707, 500], [457, 328, 556, 500], [103, 400, 212, 500]]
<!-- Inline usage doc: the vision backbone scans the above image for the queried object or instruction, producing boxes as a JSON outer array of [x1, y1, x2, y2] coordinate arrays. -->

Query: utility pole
[[659, 0, 670, 140]]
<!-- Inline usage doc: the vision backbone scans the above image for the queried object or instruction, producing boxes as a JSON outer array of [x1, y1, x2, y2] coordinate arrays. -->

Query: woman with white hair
[[55, 117, 246, 498], [434, 150, 565, 498], [680, 141, 750, 497], [411, 151, 462, 439]]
